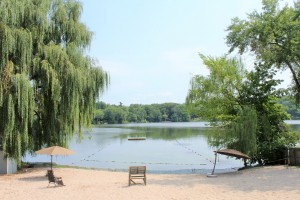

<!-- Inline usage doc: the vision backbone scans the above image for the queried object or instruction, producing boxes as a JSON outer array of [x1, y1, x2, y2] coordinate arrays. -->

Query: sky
[[81, 0, 294, 106]]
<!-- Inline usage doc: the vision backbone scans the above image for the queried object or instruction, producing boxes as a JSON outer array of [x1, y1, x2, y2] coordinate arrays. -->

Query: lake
[[24, 121, 300, 174]]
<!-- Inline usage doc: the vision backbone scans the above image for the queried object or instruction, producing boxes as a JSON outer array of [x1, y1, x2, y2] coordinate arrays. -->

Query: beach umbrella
[[35, 146, 75, 170], [208, 149, 250, 177], [215, 149, 250, 159]]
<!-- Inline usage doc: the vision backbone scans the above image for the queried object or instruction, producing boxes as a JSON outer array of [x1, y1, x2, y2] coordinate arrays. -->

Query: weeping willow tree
[[186, 54, 245, 125], [228, 107, 257, 159], [0, 0, 109, 162], [187, 54, 297, 164]]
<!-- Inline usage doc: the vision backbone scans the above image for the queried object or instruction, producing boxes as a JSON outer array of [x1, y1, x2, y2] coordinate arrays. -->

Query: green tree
[[158, 103, 178, 121], [93, 109, 104, 124], [103, 107, 115, 124], [115, 106, 128, 124], [0, 0, 109, 161], [103, 106, 127, 124], [94, 103, 191, 123], [278, 96, 300, 119], [186, 54, 245, 125], [240, 65, 293, 163], [229, 107, 258, 161], [226, 0, 300, 102], [186, 54, 297, 164], [95, 101, 107, 110], [171, 104, 190, 122], [128, 104, 146, 122], [145, 105, 162, 122]]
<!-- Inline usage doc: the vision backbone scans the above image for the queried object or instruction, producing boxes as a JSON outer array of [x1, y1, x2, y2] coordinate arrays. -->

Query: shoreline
[[22, 162, 243, 174], [1, 165, 300, 200]]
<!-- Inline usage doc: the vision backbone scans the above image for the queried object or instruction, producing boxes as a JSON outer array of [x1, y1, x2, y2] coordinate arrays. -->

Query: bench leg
[[129, 178, 136, 186]]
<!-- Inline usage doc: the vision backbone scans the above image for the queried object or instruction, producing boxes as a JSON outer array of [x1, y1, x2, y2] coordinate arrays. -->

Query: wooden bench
[[128, 166, 146, 186]]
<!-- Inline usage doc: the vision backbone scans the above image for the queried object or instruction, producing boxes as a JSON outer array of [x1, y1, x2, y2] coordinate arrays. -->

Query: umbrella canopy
[[215, 149, 250, 159], [208, 149, 250, 177], [35, 146, 75, 170]]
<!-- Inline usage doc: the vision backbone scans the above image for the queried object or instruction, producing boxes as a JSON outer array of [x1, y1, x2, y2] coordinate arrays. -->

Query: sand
[[1, 165, 300, 200]]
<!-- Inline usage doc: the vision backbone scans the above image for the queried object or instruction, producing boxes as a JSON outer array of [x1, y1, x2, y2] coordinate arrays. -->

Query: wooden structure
[[47, 170, 65, 187], [128, 137, 146, 141], [128, 166, 146, 186], [286, 148, 300, 166]]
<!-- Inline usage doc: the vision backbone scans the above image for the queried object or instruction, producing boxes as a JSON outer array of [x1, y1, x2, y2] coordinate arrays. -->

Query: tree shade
[[0, 0, 109, 162]]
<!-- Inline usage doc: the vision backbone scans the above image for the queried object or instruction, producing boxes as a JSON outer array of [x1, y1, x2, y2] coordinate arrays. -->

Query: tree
[[95, 101, 108, 110], [93, 109, 104, 124], [278, 96, 300, 119], [145, 105, 162, 122], [228, 106, 257, 163], [186, 54, 297, 164], [171, 104, 190, 122], [103, 106, 127, 124], [240, 64, 293, 163], [128, 104, 146, 123], [186, 54, 245, 125], [226, 0, 300, 103], [0, 0, 109, 161], [94, 103, 192, 123]]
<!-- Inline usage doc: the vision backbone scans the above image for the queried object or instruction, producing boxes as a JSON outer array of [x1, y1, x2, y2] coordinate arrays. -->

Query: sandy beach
[[1, 165, 300, 200]]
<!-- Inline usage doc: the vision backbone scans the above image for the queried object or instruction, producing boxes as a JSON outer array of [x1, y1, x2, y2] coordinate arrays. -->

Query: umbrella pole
[[211, 152, 217, 175], [207, 152, 218, 177], [51, 155, 53, 170]]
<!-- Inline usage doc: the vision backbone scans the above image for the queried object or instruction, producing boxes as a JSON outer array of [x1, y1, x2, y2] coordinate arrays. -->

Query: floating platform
[[128, 137, 146, 141]]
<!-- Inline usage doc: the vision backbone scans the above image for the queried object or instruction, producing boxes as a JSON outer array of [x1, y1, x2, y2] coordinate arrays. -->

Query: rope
[[78, 139, 209, 167], [175, 139, 215, 165], [78, 139, 214, 167], [79, 143, 112, 162], [81, 159, 207, 166]]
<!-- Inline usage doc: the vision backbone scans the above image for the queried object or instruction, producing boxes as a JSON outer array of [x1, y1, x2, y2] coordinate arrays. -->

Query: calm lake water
[[24, 121, 300, 174]]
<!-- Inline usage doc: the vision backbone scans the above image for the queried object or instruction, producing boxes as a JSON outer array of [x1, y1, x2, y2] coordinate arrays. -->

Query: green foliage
[[186, 54, 245, 124], [186, 54, 298, 165], [228, 107, 257, 159], [278, 96, 300, 119], [103, 106, 128, 124], [93, 102, 191, 124], [127, 104, 147, 123], [144, 105, 163, 122], [93, 109, 105, 124], [0, 0, 109, 161], [226, 0, 300, 103]]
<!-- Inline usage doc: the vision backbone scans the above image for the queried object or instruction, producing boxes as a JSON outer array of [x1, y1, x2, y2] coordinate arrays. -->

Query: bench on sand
[[128, 166, 146, 186]]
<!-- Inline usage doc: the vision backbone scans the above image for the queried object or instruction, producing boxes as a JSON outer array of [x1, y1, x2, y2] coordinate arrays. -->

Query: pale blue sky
[[81, 0, 294, 105]]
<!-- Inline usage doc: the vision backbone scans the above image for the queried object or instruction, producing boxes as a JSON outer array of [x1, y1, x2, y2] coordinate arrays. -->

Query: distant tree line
[[92, 102, 191, 124], [93, 96, 300, 124], [278, 96, 300, 120]]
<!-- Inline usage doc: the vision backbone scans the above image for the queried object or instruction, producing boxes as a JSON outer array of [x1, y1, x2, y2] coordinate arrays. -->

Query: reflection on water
[[25, 121, 300, 174]]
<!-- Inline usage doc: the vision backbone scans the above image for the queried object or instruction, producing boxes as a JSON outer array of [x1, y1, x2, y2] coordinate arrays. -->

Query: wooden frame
[[128, 166, 146, 186]]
